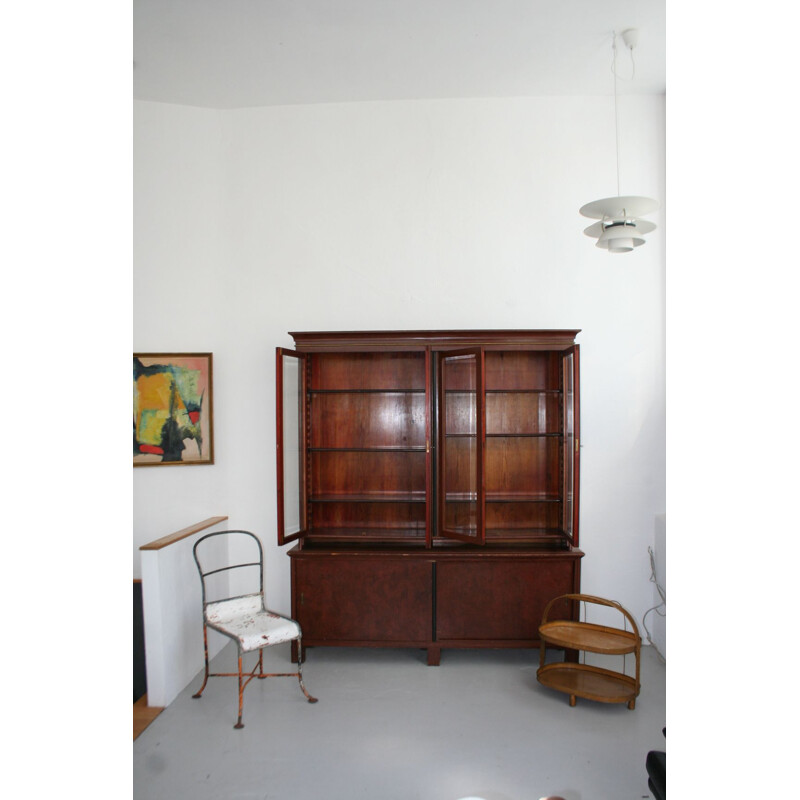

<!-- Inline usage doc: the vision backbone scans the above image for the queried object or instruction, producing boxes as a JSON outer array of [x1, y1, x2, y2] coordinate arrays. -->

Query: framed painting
[[133, 353, 214, 466]]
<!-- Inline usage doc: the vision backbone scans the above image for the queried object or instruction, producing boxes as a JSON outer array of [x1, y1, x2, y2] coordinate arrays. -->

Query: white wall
[[134, 94, 665, 630], [133, 102, 230, 571]]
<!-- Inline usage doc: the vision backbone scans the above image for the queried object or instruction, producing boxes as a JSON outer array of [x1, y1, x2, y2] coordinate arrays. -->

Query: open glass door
[[438, 349, 485, 544], [562, 345, 580, 547], [276, 348, 308, 545]]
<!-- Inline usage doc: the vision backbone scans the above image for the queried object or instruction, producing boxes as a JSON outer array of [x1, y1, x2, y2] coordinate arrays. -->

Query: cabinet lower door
[[435, 557, 580, 646], [292, 555, 433, 645]]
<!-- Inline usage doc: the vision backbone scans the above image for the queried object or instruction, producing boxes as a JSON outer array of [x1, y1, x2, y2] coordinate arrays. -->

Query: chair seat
[[206, 595, 301, 652]]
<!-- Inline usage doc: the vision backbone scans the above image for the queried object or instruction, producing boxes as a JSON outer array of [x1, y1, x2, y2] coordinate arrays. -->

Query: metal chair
[[191, 529, 317, 728]]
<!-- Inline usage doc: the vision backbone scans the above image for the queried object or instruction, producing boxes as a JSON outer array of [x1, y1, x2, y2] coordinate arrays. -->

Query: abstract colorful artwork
[[133, 353, 213, 466]]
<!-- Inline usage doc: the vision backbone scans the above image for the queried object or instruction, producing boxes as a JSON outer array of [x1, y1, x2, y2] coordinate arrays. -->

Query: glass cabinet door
[[276, 348, 308, 545], [438, 349, 485, 544], [562, 345, 580, 546]]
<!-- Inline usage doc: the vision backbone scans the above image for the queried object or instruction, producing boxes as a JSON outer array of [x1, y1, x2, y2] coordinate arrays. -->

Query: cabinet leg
[[427, 646, 441, 666], [627, 699, 636, 710], [569, 695, 577, 707]]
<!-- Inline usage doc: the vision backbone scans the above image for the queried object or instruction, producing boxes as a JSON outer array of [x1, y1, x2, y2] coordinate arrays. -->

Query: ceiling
[[133, 0, 666, 109]]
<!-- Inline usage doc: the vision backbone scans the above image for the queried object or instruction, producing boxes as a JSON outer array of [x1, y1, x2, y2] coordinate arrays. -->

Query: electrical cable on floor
[[642, 545, 666, 663]]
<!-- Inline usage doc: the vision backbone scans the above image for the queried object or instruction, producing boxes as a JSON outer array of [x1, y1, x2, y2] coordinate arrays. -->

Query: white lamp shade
[[596, 224, 646, 252], [583, 218, 656, 239], [579, 195, 659, 220]]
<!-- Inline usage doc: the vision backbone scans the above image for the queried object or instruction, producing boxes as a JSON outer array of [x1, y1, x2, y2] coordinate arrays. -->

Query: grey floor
[[133, 643, 666, 800]]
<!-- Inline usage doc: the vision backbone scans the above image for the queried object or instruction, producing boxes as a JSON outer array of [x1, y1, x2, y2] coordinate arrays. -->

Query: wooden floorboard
[[134, 695, 163, 740]]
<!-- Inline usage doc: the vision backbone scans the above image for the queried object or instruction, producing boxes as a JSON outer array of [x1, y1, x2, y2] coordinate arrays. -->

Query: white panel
[[140, 522, 229, 708]]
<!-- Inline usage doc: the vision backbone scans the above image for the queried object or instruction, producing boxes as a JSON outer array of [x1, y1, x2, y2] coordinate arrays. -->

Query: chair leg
[[296, 637, 318, 704], [192, 624, 210, 699], [257, 648, 265, 678], [234, 650, 245, 729]]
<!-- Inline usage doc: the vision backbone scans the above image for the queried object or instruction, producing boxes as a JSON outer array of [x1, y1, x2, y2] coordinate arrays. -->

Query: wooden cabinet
[[291, 552, 433, 645], [276, 330, 583, 664]]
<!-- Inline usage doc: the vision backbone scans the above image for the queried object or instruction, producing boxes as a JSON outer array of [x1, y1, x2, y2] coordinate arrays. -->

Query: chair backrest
[[192, 530, 265, 616]]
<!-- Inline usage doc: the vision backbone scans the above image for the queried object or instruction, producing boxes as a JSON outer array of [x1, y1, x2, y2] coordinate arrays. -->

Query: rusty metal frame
[[191, 530, 318, 729]]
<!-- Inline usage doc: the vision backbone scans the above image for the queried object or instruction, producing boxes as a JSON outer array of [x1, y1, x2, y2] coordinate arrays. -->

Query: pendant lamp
[[580, 29, 658, 253]]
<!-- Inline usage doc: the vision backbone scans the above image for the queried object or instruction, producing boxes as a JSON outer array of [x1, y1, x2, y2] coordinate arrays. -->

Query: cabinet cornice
[[289, 329, 580, 352]]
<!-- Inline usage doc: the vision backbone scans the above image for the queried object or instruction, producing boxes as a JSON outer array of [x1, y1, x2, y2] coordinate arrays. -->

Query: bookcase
[[276, 330, 583, 665]]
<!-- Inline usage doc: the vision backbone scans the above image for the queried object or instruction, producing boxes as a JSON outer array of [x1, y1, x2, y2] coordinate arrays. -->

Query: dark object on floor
[[646, 727, 666, 800], [134, 580, 147, 703]]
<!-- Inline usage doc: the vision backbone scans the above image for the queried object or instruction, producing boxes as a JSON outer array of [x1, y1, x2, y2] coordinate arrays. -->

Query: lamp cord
[[611, 31, 636, 198], [613, 33, 620, 197], [642, 545, 666, 663]]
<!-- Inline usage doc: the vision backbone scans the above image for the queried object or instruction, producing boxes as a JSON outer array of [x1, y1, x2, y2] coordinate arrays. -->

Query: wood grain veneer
[[139, 516, 229, 551]]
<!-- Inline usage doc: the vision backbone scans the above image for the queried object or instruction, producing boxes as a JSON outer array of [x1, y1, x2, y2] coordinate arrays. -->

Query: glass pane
[[441, 353, 478, 539], [282, 354, 305, 538], [562, 352, 575, 540]]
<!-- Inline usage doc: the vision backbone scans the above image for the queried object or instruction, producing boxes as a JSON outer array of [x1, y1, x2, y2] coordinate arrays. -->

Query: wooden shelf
[[443, 433, 562, 438], [487, 493, 561, 502], [306, 527, 426, 541], [537, 663, 638, 707], [444, 389, 562, 394], [309, 389, 425, 394], [309, 446, 426, 452], [486, 432, 562, 438], [486, 529, 567, 543], [311, 493, 426, 503], [445, 493, 561, 503], [538, 620, 639, 655], [485, 389, 562, 394], [537, 594, 641, 709]]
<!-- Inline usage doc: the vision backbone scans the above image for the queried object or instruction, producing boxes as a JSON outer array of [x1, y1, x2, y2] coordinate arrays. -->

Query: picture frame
[[133, 353, 214, 466]]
